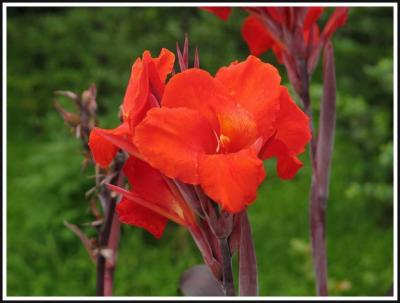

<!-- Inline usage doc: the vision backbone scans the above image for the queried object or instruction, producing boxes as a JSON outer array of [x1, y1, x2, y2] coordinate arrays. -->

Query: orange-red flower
[[241, 8, 324, 63], [203, 7, 347, 65], [89, 48, 310, 225], [134, 55, 311, 213], [88, 49, 175, 168]]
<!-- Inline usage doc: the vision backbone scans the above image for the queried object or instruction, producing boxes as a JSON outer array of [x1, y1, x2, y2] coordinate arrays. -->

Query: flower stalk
[[201, 6, 348, 296], [297, 56, 328, 296], [258, 8, 344, 296], [96, 153, 125, 296], [54, 85, 124, 296]]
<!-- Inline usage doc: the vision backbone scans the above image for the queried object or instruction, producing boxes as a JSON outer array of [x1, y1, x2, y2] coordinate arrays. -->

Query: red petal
[[215, 55, 281, 141], [143, 48, 175, 101], [241, 15, 275, 56], [274, 87, 312, 155], [277, 155, 303, 179], [134, 107, 217, 184], [201, 7, 232, 21], [321, 7, 349, 43], [304, 24, 320, 47], [261, 139, 303, 179], [122, 49, 174, 127], [115, 156, 191, 238], [303, 7, 324, 30], [88, 123, 133, 168], [123, 156, 183, 217], [199, 149, 266, 213], [153, 48, 175, 82], [88, 129, 117, 168], [162, 68, 233, 131], [89, 123, 140, 161], [116, 197, 167, 239], [109, 184, 187, 226], [272, 43, 284, 64], [122, 58, 149, 125], [260, 87, 311, 179]]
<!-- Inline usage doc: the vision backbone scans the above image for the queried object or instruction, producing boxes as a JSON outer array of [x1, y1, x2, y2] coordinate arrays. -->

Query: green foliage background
[[6, 7, 394, 296]]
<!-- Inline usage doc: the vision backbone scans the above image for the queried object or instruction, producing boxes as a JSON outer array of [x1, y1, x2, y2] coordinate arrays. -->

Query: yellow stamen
[[220, 134, 231, 146]]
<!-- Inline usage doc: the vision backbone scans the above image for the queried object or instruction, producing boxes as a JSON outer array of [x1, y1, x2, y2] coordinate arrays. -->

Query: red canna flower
[[88, 49, 175, 168], [241, 8, 324, 63], [203, 7, 347, 68], [133, 55, 311, 213]]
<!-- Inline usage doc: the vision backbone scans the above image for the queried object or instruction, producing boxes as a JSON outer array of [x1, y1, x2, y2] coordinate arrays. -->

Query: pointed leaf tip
[[183, 34, 189, 68], [176, 41, 186, 72], [316, 42, 336, 209]]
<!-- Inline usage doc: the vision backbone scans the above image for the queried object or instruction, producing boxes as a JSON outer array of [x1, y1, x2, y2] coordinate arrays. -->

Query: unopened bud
[[82, 85, 97, 115], [292, 25, 307, 59]]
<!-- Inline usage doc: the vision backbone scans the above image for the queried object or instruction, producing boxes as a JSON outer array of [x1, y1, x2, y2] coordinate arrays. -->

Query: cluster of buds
[[245, 7, 348, 105], [54, 86, 97, 138]]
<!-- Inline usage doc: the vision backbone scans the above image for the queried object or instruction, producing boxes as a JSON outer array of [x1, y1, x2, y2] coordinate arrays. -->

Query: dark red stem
[[297, 58, 328, 296], [103, 211, 121, 295], [96, 157, 124, 296], [309, 177, 328, 296]]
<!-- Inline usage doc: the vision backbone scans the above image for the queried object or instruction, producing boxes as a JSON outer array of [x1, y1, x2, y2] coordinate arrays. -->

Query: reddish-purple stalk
[[298, 57, 329, 296], [104, 213, 121, 295], [295, 36, 338, 299], [96, 154, 125, 296], [245, 7, 343, 296]]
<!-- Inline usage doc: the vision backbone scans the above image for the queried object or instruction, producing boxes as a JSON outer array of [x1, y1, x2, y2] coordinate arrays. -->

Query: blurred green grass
[[6, 7, 393, 296]]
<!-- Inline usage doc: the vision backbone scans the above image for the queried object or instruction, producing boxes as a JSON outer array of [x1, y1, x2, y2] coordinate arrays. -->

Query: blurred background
[[6, 6, 394, 296]]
